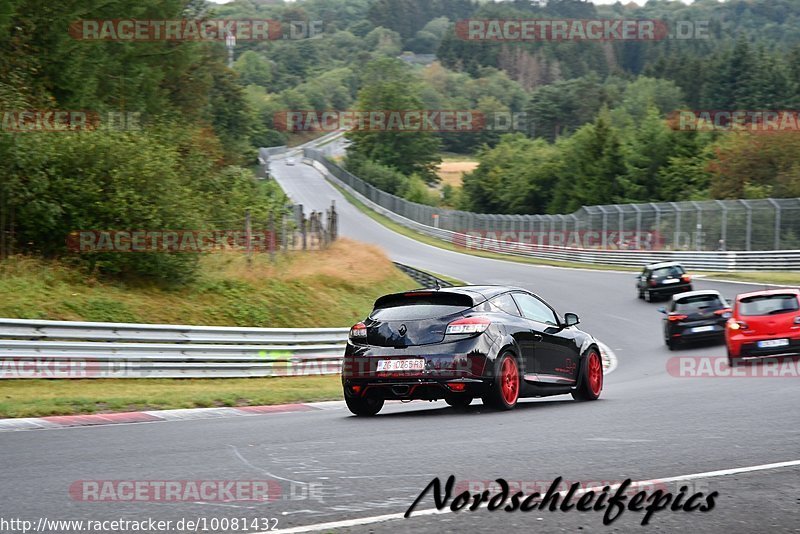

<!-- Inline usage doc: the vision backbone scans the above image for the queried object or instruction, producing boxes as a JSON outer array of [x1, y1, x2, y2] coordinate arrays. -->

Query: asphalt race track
[[1, 154, 798, 533]]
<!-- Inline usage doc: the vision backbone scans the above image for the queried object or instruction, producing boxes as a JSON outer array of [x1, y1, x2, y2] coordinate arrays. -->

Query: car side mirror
[[563, 313, 580, 327], [658, 307, 667, 314]]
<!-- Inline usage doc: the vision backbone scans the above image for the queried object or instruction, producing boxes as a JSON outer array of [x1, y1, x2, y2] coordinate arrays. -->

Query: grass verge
[[0, 377, 343, 418], [0, 239, 414, 326], [331, 183, 800, 287]]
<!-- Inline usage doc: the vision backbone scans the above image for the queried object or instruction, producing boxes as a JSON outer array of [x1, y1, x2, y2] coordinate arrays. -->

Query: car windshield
[[739, 294, 800, 316], [674, 295, 723, 313], [652, 266, 685, 278]]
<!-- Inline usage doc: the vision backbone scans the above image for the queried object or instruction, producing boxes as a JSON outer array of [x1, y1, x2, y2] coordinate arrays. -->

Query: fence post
[[330, 200, 339, 241], [282, 214, 288, 252], [742, 200, 752, 251], [245, 210, 252, 266], [301, 210, 307, 251], [268, 211, 276, 263], [768, 198, 781, 250]]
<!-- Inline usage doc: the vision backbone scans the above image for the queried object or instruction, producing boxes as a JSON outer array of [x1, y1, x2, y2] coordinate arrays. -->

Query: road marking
[[586, 437, 654, 443], [598, 341, 618, 375], [694, 276, 799, 289], [276, 459, 800, 533]]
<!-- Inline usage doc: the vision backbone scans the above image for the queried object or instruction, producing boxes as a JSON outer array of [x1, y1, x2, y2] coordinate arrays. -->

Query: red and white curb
[[0, 403, 326, 432]]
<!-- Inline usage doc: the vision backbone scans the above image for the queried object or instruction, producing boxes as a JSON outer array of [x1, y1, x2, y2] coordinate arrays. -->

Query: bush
[[0, 126, 286, 284]]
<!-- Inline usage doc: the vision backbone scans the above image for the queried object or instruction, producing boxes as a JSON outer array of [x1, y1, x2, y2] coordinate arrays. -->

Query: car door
[[488, 293, 536, 376], [511, 292, 577, 384]]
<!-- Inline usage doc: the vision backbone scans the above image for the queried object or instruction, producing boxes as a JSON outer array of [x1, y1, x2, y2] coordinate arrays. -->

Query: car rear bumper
[[650, 283, 692, 295], [671, 324, 726, 341], [342, 377, 488, 401], [342, 337, 495, 400], [343, 337, 492, 380], [727, 334, 800, 358]]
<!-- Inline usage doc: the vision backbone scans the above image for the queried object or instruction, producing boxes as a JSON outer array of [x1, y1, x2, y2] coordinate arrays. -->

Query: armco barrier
[[0, 319, 349, 379], [305, 150, 800, 273], [393, 262, 454, 288]]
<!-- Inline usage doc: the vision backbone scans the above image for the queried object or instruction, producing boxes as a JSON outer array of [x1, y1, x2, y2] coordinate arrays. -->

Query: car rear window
[[652, 265, 685, 278], [738, 294, 800, 316], [371, 292, 473, 321], [674, 295, 723, 313]]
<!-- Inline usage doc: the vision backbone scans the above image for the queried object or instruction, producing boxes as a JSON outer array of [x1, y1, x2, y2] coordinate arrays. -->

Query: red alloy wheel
[[588, 351, 603, 397], [500, 355, 519, 405]]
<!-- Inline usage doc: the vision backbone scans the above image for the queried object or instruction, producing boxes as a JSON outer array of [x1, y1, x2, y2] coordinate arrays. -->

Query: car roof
[[644, 261, 684, 270], [672, 290, 722, 301], [735, 288, 800, 300]]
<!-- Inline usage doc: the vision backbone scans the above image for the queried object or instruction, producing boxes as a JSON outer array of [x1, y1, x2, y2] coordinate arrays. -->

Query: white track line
[[598, 341, 618, 375], [276, 459, 800, 533]]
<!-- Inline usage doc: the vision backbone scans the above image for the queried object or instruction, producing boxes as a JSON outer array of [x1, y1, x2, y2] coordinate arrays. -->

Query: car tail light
[[668, 314, 688, 322], [681, 274, 692, 283], [446, 316, 491, 335], [349, 322, 367, 339], [714, 308, 732, 318], [447, 382, 467, 392], [727, 320, 748, 331], [649, 280, 657, 287]]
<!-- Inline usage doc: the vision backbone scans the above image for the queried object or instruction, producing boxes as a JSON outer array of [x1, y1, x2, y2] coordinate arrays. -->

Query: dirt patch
[[437, 161, 478, 187]]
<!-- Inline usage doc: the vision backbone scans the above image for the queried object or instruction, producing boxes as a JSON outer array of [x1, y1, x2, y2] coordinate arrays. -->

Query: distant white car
[[286, 158, 296, 166]]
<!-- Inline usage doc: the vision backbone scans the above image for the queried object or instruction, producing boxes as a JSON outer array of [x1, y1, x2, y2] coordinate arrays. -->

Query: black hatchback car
[[342, 286, 603, 416], [637, 261, 693, 302], [659, 290, 731, 350]]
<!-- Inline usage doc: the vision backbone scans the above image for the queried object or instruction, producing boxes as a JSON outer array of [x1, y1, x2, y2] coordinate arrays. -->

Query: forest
[[2, 0, 800, 281]]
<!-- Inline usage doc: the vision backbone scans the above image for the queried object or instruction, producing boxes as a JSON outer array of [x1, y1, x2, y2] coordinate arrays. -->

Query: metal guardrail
[[306, 153, 800, 273], [0, 319, 349, 379], [393, 263, 454, 289]]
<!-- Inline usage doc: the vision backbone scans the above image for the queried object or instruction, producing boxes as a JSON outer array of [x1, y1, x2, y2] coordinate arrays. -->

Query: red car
[[726, 289, 800, 365]]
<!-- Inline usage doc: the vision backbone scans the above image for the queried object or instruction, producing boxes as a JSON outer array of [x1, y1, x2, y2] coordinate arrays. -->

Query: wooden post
[[245, 210, 252, 266], [268, 211, 276, 263]]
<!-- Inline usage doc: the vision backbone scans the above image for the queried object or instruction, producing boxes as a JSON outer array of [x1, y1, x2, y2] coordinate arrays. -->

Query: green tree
[[233, 51, 273, 88], [347, 58, 442, 182]]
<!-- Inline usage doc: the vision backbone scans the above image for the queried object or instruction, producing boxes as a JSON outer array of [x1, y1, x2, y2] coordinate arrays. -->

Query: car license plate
[[663, 278, 680, 284], [376, 359, 425, 372], [692, 326, 715, 333], [757, 339, 789, 348]]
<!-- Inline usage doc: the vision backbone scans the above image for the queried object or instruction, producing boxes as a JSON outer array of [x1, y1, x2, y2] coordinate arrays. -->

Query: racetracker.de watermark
[[667, 356, 800, 378], [1, 111, 140, 133], [455, 19, 708, 41], [67, 230, 277, 253], [669, 110, 800, 133], [0, 359, 138, 378], [274, 110, 503, 133], [452, 230, 669, 251], [67, 19, 323, 41], [69, 480, 281, 502]]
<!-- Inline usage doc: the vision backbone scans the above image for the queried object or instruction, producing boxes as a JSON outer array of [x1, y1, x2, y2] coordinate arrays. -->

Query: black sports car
[[636, 261, 693, 302], [342, 286, 603, 416], [659, 290, 731, 350]]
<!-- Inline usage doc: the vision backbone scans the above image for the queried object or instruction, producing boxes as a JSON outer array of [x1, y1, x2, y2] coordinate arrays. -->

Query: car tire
[[482, 352, 519, 410], [445, 396, 473, 409], [644, 290, 653, 302], [637, 287, 644, 300], [345, 395, 384, 416], [572, 349, 603, 401], [666, 337, 676, 351], [726, 347, 740, 368]]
